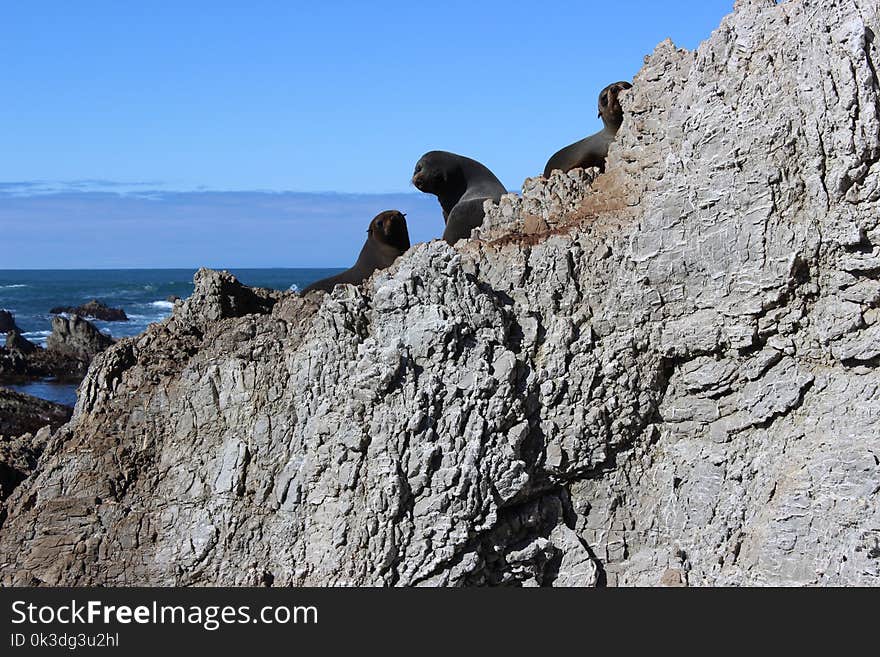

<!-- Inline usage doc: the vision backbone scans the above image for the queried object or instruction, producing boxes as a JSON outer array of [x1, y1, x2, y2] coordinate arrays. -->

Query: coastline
[[0, 268, 340, 408]]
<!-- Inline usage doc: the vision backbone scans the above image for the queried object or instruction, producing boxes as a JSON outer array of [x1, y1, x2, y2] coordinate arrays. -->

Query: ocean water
[[0, 268, 340, 406]]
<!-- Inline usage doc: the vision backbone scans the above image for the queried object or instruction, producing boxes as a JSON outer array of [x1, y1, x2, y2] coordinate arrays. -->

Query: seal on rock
[[543, 81, 632, 177], [411, 151, 506, 245], [302, 210, 410, 294]]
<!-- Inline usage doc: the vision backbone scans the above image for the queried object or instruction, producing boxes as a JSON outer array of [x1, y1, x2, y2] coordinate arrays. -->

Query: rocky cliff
[[1, 0, 878, 586]]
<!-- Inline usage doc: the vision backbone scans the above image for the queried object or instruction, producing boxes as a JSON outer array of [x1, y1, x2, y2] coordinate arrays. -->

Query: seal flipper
[[443, 197, 493, 245]]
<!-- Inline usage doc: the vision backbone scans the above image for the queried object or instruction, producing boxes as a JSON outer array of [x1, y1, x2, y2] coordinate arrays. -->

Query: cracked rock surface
[[1, 0, 878, 586]]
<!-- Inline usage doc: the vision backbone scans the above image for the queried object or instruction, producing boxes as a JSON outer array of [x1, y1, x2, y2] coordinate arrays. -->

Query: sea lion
[[411, 151, 507, 245], [302, 210, 410, 294], [543, 81, 632, 178]]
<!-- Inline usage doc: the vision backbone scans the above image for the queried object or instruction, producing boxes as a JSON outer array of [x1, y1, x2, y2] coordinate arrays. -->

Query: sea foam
[[23, 330, 52, 337]]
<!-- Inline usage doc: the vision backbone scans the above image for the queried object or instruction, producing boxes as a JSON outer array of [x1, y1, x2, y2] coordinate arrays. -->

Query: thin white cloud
[[0, 187, 444, 269]]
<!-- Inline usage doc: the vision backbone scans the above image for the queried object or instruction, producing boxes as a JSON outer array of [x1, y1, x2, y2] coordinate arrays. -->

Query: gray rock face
[[0, 425, 54, 503], [1, 0, 879, 586], [49, 299, 128, 322], [5, 329, 37, 355], [45, 315, 114, 361], [1, 317, 117, 380], [0, 388, 72, 439]]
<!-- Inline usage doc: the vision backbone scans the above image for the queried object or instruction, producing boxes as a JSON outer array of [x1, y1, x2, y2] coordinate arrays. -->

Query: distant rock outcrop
[[0, 310, 21, 334], [0, 346, 84, 380], [0, 0, 878, 586], [5, 329, 37, 355], [45, 315, 115, 361], [0, 316, 114, 380], [0, 388, 71, 440], [50, 299, 128, 322]]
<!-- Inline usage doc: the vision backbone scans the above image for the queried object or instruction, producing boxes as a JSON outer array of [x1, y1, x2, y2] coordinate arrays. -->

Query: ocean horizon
[[0, 267, 341, 406]]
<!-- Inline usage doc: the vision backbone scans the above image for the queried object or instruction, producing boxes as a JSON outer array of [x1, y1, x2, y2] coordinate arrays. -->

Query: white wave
[[0, 284, 27, 289], [288, 283, 300, 292], [22, 330, 51, 347], [150, 300, 175, 310]]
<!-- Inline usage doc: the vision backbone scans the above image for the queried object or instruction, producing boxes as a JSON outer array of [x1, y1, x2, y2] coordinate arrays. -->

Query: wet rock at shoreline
[[5, 329, 37, 356], [0, 316, 115, 380], [50, 299, 128, 322], [0, 388, 71, 438], [0, 310, 22, 334]]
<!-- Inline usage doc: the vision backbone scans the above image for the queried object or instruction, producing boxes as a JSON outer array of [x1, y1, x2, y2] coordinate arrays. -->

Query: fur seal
[[411, 151, 507, 245], [302, 210, 410, 294], [543, 81, 632, 177]]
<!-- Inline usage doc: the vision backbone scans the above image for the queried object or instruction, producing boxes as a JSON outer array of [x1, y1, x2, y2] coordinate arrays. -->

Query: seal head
[[412, 150, 506, 245], [412, 151, 452, 194], [543, 80, 632, 177], [369, 209, 410, 253], [301, 210, 410, 294]]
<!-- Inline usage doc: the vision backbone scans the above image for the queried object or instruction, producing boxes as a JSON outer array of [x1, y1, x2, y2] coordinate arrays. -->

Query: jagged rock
[[0, 345, 88, 380], [0, 0, 879, 586], [50, 299, 128, 322], [0, 310, 21, 334], [0, 389, 71, 440], [0, 425, 54, 503], [0, 317, 113, 381], [0, 427, 53, 504], [46, 315, 114, 361], [5, 329, 36, 355]]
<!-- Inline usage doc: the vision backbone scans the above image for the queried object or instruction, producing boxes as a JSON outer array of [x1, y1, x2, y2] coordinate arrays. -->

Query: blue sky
[[1, 1, 737, 268]]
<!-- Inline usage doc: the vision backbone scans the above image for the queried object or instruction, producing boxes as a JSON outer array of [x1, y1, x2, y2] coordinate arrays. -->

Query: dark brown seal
[[411, 151, 507, 245], [302, 210, 410, 294], [543, 81, 632, 177]]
